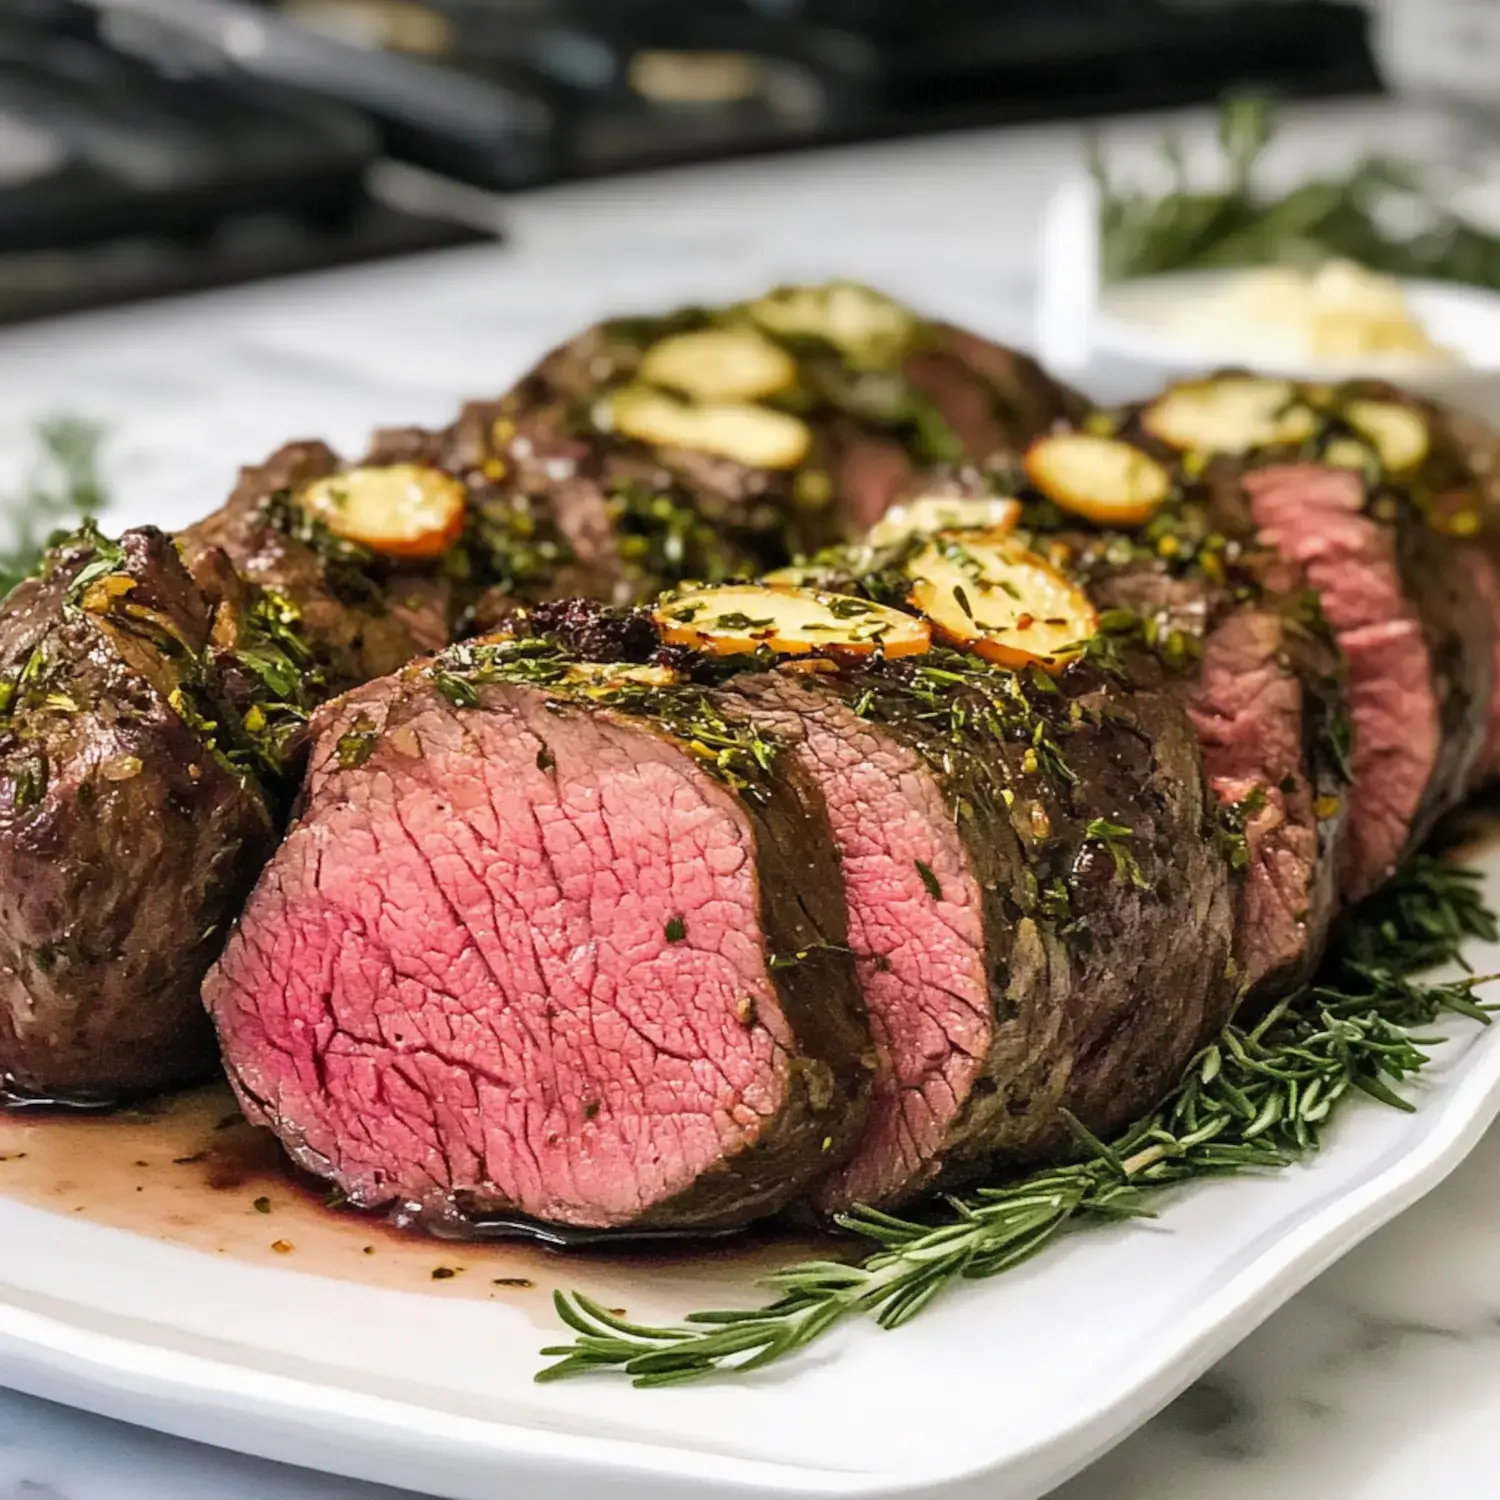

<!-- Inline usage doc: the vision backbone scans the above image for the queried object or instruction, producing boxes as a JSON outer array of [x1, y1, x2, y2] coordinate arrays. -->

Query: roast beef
[[1114, 380, 1496, 901], [0, 438, 521, 1104], [1066, 539, 1348, 1003], [204, 643, 873, 1232], [0, 528, 278, 1101], [785, 511, 1348, 1007], [178, 440, 457, 686], [475, 284, 1085, 567], [1383, 398, 1500, 788], [718, 653, 1235, 1214], [1235, 464, 1490, 899]]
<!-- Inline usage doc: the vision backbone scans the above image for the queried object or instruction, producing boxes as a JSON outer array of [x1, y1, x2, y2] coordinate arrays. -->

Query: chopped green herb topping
[[1085, 817, 1148, 889]]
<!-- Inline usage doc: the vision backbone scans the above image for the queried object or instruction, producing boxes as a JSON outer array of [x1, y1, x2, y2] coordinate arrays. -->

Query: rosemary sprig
[[0, 418, 107, 597], [537, 855, 1498, 1387], [1092, 94, 1500, 290]]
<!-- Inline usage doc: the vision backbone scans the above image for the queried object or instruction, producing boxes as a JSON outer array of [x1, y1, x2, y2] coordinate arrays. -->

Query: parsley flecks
[[914, 860, 942, 900], [664, 916, 686, 943]]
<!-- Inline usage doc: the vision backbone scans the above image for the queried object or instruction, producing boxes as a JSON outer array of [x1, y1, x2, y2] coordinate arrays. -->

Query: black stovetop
[[0, 0, 1380, 322]]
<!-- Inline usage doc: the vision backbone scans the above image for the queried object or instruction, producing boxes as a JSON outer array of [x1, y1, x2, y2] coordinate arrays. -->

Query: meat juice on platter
[[0, 1084, 836, 1314]]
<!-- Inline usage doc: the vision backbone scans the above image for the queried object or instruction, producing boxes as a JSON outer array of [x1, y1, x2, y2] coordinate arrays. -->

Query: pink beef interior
[[734, 680, 990, 1214], [207, 688, 800, 1228], [1247, 465, 1439, 900], [1186, 610, 1321, 990]]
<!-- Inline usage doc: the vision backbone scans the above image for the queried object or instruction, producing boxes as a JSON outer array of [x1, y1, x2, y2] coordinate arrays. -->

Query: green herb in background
[[0, 417, 108, 598], [1092, 94, 1500, 288], [537, 855, 1498, 1386]]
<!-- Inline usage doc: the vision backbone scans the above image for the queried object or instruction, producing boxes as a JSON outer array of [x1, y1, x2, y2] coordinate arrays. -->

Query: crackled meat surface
[[205, 676, 871, 1232]]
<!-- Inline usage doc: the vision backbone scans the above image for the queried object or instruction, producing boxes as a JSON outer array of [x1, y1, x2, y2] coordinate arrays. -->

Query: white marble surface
[[4, 99, 1500, 1499]]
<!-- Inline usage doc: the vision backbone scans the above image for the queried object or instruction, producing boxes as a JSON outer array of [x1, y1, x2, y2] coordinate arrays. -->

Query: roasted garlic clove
[[300, 464, 466, 559], [867, 494, 1022, 547], [1140, 375, 1318, 455], [603, 385, 812, 469], [1023, 433, 1170, 526], [1343, 399, 1430, 474], [638, 326, 797, 403], [654, 583, 930, 658], [906, 533, 1098, 673]]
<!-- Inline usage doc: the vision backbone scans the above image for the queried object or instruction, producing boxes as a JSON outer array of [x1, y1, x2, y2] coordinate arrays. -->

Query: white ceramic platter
[[0, 854, 1499, 1500]]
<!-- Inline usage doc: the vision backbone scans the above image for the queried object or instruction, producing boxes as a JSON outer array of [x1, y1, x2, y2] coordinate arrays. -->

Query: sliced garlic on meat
[[638, 326, 796, 403], [1140, 376, 1318, 455], [1023, 433, 1170, 526], [1323, 438, 1371, 470], [745, 282, 914, 367], [906, 533, 1098, 673], [603, 385, 811, 469], [867, 494, 1022, 548], [654, 583, 930, 658], [1343, 399, 1430, 474], [299, 464, 466, 559]]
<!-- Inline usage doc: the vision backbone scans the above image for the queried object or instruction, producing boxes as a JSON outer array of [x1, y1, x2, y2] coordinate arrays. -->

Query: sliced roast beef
[[1242, 464, 1490, 898], [1116, 377, 1495, 897], [0, 528, 277, 1101], [1072, 551, 1348, 1003], [204, 648, 872, 1232], [717, 651, 1234, 1214], [0, 435, 521, 1105], [787, 512, 1347, 1008], [1396, 401, 1500, 788]]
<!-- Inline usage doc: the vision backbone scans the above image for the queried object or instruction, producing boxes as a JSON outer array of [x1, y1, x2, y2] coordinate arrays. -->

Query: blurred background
[[0, 0, 1460, 321], [4, 0, 1500, 517]]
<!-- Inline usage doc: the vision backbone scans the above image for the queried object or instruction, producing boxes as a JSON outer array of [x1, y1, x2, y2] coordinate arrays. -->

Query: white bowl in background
[[1093, 270, 1500, 421]]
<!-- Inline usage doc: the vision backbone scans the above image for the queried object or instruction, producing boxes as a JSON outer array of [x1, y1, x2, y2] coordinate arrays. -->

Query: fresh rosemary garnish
[[0, 418, 107, 597], [537, 855, 1498, 1387]]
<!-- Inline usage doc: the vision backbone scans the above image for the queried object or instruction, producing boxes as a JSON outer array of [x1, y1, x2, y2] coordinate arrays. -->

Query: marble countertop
[[2, 96, 1499, 1499]]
